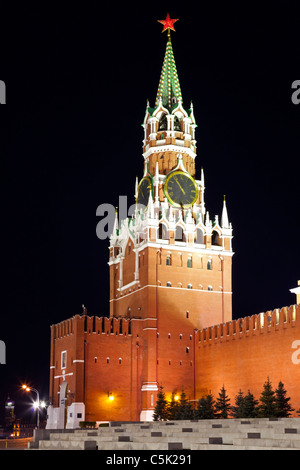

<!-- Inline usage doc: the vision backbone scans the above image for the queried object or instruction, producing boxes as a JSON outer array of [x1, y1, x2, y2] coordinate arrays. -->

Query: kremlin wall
[[47, 303, 300, 428], [195, 304, 300, 413]]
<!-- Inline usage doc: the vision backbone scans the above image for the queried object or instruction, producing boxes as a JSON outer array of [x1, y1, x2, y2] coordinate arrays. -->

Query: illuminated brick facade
[[46, 24, 300, 429]]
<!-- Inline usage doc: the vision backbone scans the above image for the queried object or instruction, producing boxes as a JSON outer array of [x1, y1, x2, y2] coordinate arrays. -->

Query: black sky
[[0, 2, 299, 424]]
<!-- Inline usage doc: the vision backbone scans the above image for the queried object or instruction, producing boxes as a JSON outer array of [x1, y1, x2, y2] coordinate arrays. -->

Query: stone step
[[39, 439, 86, 450], [61, 428, 300, 442], [32, 417, 300, 451], [190, 443, 298, 450], [232, 437, 300, 449], [97, 442, 182, 451]]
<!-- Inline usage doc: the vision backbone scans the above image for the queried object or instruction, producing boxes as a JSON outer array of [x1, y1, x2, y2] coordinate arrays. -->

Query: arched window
[[187, 257, 192, 268], [174, 115, 181, 131], [212, 230, 220, 246], [187, 284, 192, 289], [166, 254, 171, 266], [207, 259, 212, 270], [158, 223, 168, 240], [158, 114, 167, 131], [166, 281, 172, 287], [175, 225, 184, 242], [195, 228, 204, 244]]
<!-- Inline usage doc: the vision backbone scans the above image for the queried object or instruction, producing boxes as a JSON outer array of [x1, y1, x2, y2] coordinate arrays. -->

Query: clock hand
[[174, 177, 185, 195]]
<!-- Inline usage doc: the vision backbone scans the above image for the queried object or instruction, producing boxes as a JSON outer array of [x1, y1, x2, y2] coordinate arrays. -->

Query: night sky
[[0, 2, 299, 424]]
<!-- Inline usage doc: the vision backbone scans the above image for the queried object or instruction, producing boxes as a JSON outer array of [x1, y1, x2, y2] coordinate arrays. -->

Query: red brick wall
[[195, 304, 300, 415], [83, 316, 143, 422], [49, 315, 145, 422], [49, 305, 300, 422]]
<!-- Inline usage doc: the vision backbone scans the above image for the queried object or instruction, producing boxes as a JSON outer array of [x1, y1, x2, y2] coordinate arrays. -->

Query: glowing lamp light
[[22, 384, 31, 392], [21, 383, 44, 429], [108, 393, 115, 402], [174, 395, 179, 401]]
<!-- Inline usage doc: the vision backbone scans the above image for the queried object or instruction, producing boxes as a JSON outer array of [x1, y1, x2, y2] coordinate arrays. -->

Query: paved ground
[[0, 438, 32, 449]]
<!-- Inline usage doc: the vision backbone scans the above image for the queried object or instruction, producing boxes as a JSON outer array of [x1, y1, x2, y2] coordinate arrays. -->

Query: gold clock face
[[137, 177, 153, 209], [164, 171, 198, 208]]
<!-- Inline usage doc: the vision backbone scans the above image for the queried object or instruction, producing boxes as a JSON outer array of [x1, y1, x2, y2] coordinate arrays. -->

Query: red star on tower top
[[158, 13, 178, 33]]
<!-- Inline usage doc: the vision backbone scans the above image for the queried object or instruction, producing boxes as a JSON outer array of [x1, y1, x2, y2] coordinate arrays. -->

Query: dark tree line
[[153, 378, 298, 421]]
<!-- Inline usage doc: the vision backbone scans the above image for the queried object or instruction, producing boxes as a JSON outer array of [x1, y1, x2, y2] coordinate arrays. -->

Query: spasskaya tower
[[108, 14, 233, 420]]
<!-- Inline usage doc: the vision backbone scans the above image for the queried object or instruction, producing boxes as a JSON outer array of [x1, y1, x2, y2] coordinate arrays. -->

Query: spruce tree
[[215, 386, 231, 418], [231, 390, 245, 418], [167, 393, 180, 420], [243, 390, 259, 418], [153, 385, 168, 421], [175, 390, 194, 420], [195, 393, 217, 419], [258, 377, 277, 418], [275, 381, 294, 417]]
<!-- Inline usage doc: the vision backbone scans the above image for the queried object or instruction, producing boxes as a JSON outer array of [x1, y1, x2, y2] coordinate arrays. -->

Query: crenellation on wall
[[196, 304, 299, 346], [52, 314, 139, 340]]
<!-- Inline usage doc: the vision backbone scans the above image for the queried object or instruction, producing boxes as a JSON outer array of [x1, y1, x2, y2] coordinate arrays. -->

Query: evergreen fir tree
[[231, 390, 245, 418], [215, 386, 231, 418], [258, 377, 277, 418], [153, 385, 168, 421], [275, 381, 294, 417], [175, 390, 194, 420], [167, 393, 180, 420], [195, 393, 217, 419], [243, 390, 259, 418]]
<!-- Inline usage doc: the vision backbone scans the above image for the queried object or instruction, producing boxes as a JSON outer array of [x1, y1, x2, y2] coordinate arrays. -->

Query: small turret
[[221, 196, 230, 229]]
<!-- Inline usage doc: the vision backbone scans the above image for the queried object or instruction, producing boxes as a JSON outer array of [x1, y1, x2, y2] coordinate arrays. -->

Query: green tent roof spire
[[155, 27, 183, 110]]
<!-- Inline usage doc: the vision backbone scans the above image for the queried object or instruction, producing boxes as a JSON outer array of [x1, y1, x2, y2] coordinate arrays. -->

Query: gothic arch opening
[[195, 228, 204, 244], [212, 230, 221, 246], [158, 223, 168, 240], [175, 225, 184, 242], [174, 115, 181, 131], [158, 114, 167, 131]]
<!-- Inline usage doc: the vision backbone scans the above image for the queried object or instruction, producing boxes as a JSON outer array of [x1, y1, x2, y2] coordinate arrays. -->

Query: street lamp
[[21, 384, 46, 429]]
